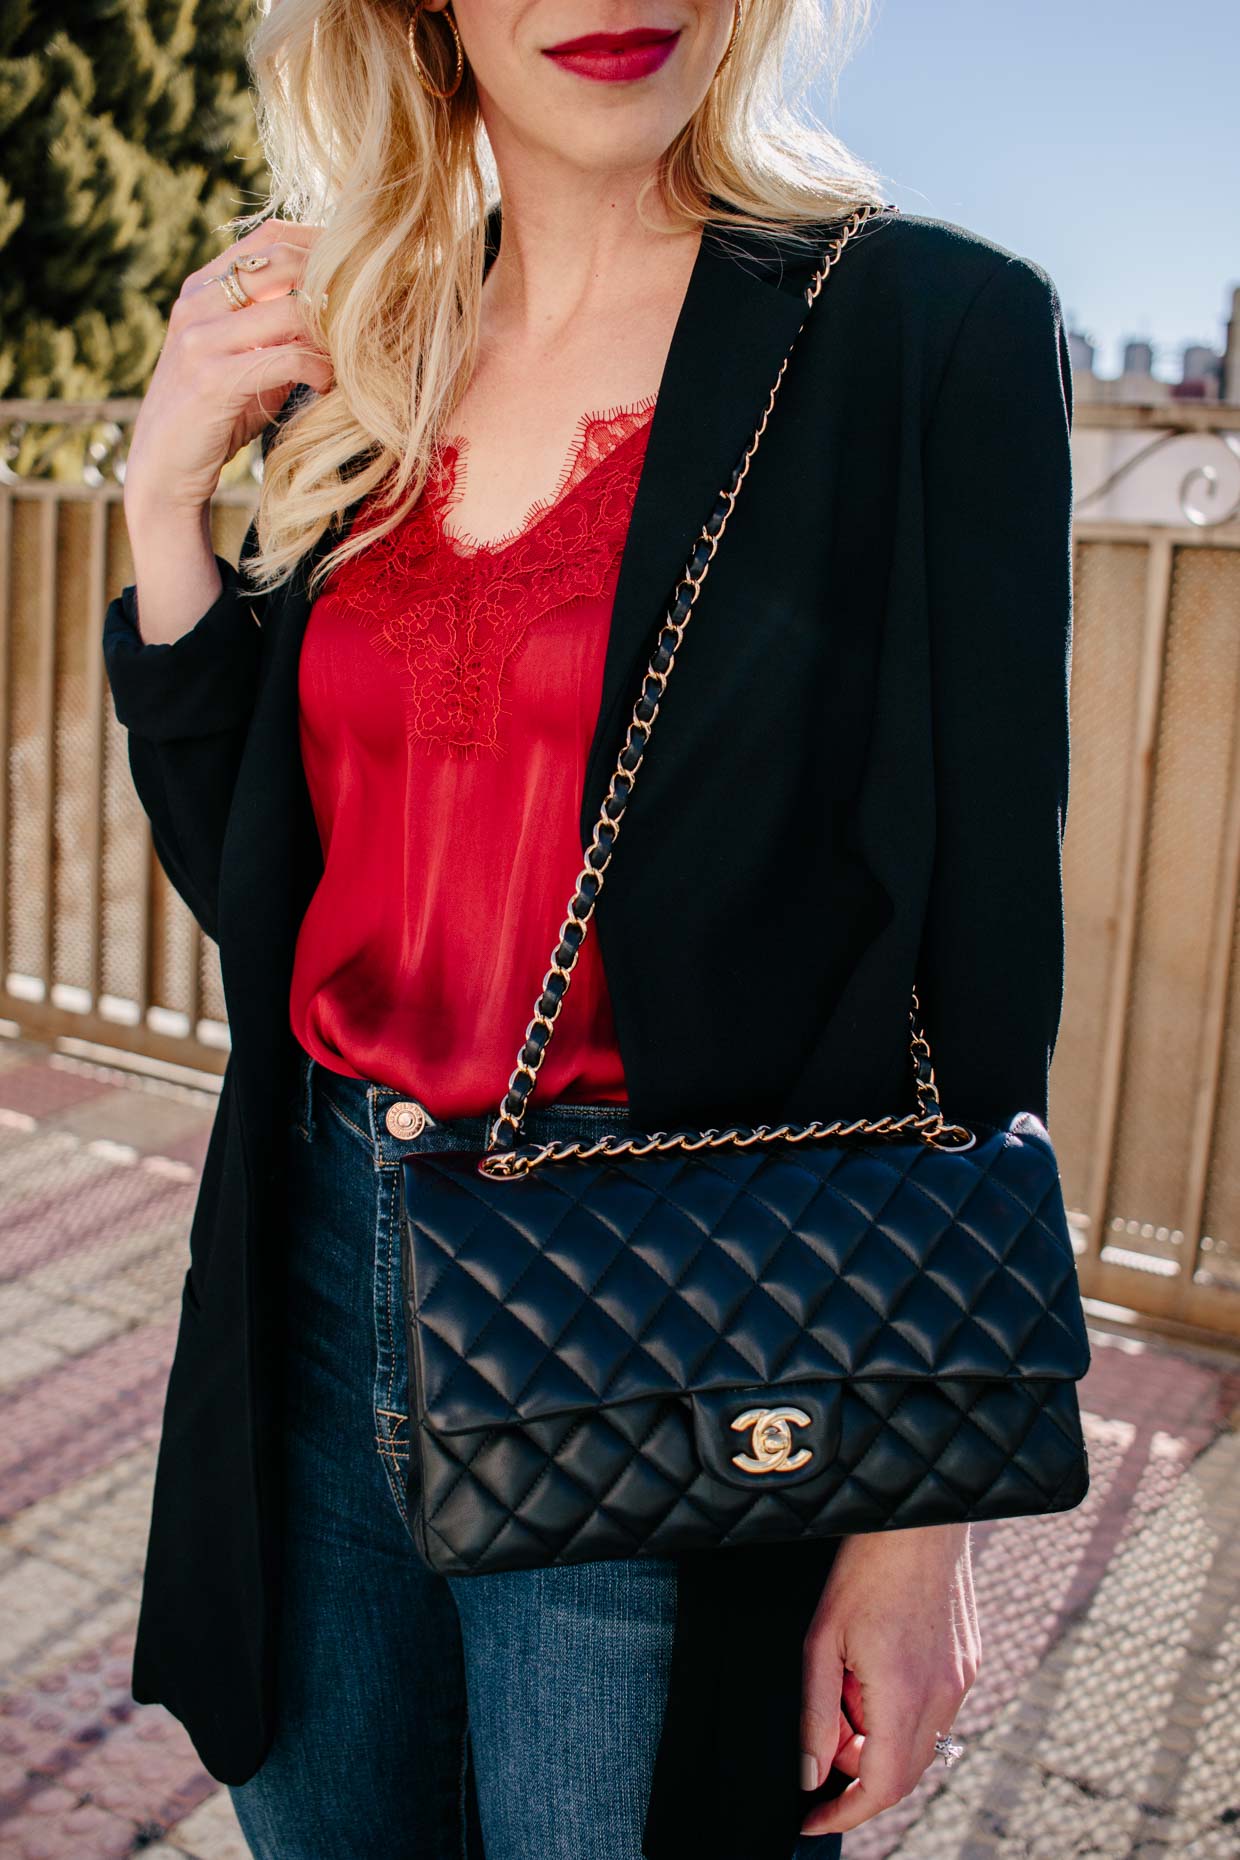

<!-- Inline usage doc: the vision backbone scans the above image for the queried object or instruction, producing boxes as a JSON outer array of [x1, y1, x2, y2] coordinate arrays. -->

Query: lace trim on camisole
[[437, 393, 658, 555], [323, 396, 657, 759]]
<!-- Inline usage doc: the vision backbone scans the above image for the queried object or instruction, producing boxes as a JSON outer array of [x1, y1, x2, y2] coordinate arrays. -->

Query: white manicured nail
[[800, 1751, 819, 1791]]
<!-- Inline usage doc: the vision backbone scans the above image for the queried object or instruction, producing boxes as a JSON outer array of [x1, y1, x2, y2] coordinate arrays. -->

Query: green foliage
[[1, 1, 269, 400]]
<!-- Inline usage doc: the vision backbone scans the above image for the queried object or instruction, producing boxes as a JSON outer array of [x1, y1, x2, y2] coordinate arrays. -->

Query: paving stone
[[153, 1125, 214, 1173], [0, 1063, 111, 1120], [52, 1089, 219, 1157], [0, 1153, 192, 1282], [1178, 1829, 1240, 1860], [26, 1224, 190, 1318], [0, 1285, 61, 1333], [164, 1789, 251, 1860], [0, 1314, 176, 1514], [54, 1703, 213, 1836], [958, 1412, 1135, 1734], [0, 1132, 110, 1244], [1163, 1603, 1240, 1842], [50, 1237, 187, 1327], [0, 1335, 63, 1393], [889, 1757, 1147, 1859], [0, 1631, 137, 1793], [22, 1300, 120, 1359], [0, 1557, 103, 1672], [0, 1588, 138, 1696], [0, 1787, 137, 1859], [5, 1446, 157, 1591], [0, 1041, 45, 1075]]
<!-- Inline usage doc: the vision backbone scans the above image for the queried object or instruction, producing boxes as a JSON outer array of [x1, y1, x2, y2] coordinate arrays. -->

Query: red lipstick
[[542, 25, 681, 83]]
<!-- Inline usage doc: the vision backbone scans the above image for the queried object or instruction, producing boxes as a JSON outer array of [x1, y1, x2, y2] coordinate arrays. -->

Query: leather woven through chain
[[478, 200, 977, 1179]]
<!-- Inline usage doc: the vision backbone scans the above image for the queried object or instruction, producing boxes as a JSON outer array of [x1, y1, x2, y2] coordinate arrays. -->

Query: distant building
[[1224, 286, 1240, 403], [1067, 329, 1097, 384], [1066, 325, 1227, 403], [1174, 344, 1223, 399]]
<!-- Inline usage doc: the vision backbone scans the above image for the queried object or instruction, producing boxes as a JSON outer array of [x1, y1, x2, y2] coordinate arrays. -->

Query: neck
[[480, 161, 703, 353]]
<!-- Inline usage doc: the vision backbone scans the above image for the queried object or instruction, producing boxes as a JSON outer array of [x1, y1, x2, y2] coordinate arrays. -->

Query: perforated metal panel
[[1, 484, 235, 1071], [1199, 780, 1240, 1294], [6, 497, 52, 986], [96, 496, 138, 1014], [1065, 526, 1240, 1333], [1052, 540, 1147, 1217]]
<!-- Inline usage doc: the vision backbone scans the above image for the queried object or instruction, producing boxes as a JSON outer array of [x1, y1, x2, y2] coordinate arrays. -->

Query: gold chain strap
[[480, 203, 975, 1179]]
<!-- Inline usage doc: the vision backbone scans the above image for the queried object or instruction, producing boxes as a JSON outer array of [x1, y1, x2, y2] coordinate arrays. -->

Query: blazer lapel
[[578, 216, 821, 843]]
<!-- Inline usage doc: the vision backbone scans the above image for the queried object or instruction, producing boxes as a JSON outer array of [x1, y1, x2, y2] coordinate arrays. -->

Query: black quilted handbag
[[398, 202, 1091, 1577]]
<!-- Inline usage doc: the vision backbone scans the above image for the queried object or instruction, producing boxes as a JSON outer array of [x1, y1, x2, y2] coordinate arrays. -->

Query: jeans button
[[385, 1100, 428, 1139]]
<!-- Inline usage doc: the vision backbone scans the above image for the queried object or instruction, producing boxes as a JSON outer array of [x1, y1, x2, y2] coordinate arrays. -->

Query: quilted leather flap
[[400, 1120, 1091, 1437]]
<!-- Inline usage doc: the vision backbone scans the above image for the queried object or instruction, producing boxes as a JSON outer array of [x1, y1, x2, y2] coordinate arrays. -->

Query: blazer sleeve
[[101, 388, 306, 943], [916, 255, 1075, 1133]]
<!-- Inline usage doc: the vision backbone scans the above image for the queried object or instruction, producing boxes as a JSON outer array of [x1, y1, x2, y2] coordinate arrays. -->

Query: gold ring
[[213, 261, 255, 312]]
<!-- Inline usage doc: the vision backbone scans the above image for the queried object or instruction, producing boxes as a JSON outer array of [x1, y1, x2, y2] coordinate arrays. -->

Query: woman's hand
[[122, 220, 336, 643], [798, 1522, 980, 1837], [123, 219, 335, 527]]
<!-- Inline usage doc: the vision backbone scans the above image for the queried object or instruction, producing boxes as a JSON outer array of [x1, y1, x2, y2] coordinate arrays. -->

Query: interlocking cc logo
[[730, 1405, 814, 1475]]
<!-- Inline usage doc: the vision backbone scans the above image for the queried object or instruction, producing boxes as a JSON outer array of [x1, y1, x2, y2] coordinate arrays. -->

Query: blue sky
[[817, 0, 1239, 382]]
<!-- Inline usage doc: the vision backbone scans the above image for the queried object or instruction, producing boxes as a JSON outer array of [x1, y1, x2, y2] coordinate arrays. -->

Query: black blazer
[[101, 199, 1074, 1860]]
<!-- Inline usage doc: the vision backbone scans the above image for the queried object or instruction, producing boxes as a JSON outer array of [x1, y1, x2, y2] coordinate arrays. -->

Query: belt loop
[[366, 1083, 385, 1169]]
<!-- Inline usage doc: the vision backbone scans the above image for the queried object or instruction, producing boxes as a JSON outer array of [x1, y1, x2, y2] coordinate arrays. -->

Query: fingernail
[[236, 254, 271, 271], [800, 1751, 818, 1791]]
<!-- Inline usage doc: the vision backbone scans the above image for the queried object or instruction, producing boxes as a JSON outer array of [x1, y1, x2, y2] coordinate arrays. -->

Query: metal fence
[[2, 399, 1239, 1339]]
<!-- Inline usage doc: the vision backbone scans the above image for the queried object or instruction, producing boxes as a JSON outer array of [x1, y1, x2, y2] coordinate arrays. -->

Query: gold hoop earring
[[408, 2, 465, 99], [716, 0, 742, 72]]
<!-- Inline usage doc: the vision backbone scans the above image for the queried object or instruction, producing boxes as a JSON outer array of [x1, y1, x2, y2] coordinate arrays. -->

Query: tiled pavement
[[1, 1030, 1238, 1860]]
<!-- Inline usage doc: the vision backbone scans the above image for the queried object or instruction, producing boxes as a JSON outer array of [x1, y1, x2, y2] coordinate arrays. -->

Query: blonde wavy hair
[[231, 0, 889, 599]]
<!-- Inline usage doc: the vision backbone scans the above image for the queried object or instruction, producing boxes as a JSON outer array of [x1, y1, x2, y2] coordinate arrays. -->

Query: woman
[[102, 1, 1073, 1856]]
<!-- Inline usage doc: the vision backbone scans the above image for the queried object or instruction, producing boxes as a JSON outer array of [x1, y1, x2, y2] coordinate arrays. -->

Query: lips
[[542, 25, 681, 81], [544, 27, 679, 52]]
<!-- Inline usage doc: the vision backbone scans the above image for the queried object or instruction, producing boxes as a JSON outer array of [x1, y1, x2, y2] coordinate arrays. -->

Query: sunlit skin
[[121, 5, 979, 1829], [410, 1, 733, 546]]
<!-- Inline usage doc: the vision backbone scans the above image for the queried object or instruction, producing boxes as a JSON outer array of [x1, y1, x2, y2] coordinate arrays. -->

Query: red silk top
[[288, 396, 658, 1117]]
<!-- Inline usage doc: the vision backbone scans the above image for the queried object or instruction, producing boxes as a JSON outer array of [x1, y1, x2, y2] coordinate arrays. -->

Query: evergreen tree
[[1, 0, 268, 405]]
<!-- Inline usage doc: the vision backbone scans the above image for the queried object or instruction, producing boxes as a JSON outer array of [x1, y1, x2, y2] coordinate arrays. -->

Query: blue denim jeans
[[228, 1045, 841, 1860]]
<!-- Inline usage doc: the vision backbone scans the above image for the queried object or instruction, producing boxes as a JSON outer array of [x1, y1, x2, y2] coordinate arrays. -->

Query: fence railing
[[3, 400, 1239, 1339], [1057, 513, 1240, 1335]]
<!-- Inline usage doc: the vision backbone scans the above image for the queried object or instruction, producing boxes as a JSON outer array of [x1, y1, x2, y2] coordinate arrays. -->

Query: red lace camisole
[[287, 396, 657, 1117]]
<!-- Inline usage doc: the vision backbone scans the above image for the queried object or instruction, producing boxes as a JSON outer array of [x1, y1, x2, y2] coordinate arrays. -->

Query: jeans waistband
[[287, 1040, 634, 1169]]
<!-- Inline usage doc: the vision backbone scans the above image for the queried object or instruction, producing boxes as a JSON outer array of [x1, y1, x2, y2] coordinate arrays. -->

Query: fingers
[[799, 1678, 959, 1838], [800, 1694, 917, 1837], [165, 235, 334, 413], [163, 298, 332, 410], [123, 223, 334, 513], [174, 221, 327, 338], [180, 219, 323, 298], [174, 291, 316, 355], [175, 243, 314, 326], [226, 340, 336, 407], [830, 1711, 864, 1779], [800, 1624, 846, 1796]]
